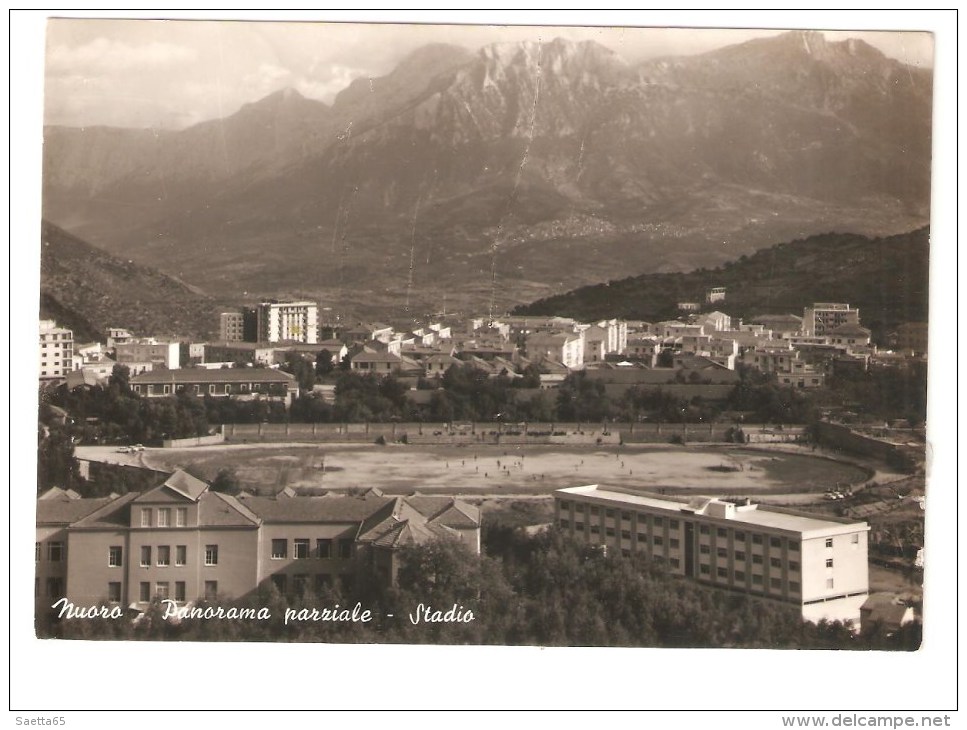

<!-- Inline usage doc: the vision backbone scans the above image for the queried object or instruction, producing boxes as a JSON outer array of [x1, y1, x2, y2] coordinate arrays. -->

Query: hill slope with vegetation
[[514, 227, 929, 342]]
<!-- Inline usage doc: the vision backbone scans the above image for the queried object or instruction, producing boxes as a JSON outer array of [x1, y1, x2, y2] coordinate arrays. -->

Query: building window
[[700, 564, 710, 574], [826, 558, 834, 568], [752, 574, 763, 585], [316, 539, 332, 558], [108, 546, 123, 567], [560, 519, 569, 529], [770, 537, 781, 548], [700, 544, 711, 555], [204, 544, 218, 566], [735, 570, 745, 581], [669, 537, 680, 549], [574, 504, 584, 513], [717, 567, 728, 578], [155, 582, 170, 600], [654, 517, 663, 527], [851, 534, 860, 544], [621, 530, 631, 540], [158, 508, 170, 527], [735, 550, 746, 562], [176, 545, 187, 566], [717, 547, 728, 558], [734, 531, 745, 542], [35, 542, 40, 561], [204, 581, 218, 601], [788, 542, 799, 552], [271, 539, 287, 559], [789, 560, 800, 571], [605, 509, 615, 518], [47, 542, 64, 562], [770, 557, 781, 568], [669, 519, 679, 529], [559, 500, 570, 510], [605, 527, 615, 537], [175, 581, 186, 602], [157, 546, 171, 567], [789, 581, 800, 592], [140, 546, 151, 567], [338, 539, 353, 559], [621, 511, 632, 521], [209, 384, 216, 394], [141, 509, 152, 527], [752, 534, 763, 545], [670, 558, 680, 569], [717, 528, 727, 538], [825, 538, 833, 548], [294, 539, 310, 559], [752, 554, 763, 565], [826, 578, 835, 589], [589, 507, 599, 516], [271, 574, 287, 594], [176, 508, 187, 527], [108, 582, 122, 603], [654, 535, 663, 546], [770, 578, 782, 589], [139, 582, 150, 602], [163, 385, 171, 395], [699, 525, 709, 535], [590, 525, 600, 535], [575, 523, 585, 532]]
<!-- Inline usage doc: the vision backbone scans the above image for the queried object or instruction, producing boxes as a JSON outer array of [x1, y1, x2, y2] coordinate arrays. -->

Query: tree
[[315, 349, 335, 377], [210, 468, 242, 495]]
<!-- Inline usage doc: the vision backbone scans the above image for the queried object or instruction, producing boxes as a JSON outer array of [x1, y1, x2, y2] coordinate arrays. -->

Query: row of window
[[271, 572, 352, 595], [696, 564, 804, 592], [134, 383, 273, 395], [133, 545, 218, 567], [140, 507, 189, 528], [130, 580, 217, 603], [271, 538, 352, 560]]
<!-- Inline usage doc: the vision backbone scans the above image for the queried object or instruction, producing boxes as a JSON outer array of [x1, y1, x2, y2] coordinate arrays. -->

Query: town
[[36, 287, 927, 647]]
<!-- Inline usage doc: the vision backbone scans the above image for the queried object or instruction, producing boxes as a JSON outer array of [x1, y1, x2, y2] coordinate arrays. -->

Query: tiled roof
[[36, 495, 117, 525], [241, 494, 392, 523], [405, 497, 480, 528], [199, 492, 261, 527], [68, 493, 141, 529], [130, 368, 294, 384], [133, 469, 207, 503]]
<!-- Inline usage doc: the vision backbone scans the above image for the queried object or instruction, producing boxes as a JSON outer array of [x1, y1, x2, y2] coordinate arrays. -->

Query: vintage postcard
[[13, 9, 956, 717]]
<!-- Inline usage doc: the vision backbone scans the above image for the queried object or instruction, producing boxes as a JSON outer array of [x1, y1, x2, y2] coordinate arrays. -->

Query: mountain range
[[42, 31, 932, 322]]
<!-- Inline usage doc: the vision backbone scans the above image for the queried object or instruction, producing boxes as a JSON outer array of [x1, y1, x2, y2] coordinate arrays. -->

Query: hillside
[[41, 32, 932, 320], [513, 227, 929, 342], [39, 220, 221, 341]]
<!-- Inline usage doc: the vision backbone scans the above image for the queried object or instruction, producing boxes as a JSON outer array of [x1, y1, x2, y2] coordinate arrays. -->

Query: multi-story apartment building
[[803, 303, 860, 337], [555, 485, 869, 624], [257, 301, 318, 344], [219, 312, 246, 343], [114, 339, 180, 370], [36, 474, 481, 612], [39, 320, 74, 380]]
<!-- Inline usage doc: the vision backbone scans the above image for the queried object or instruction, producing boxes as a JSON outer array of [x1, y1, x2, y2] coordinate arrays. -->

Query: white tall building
[[803, 303, 860, 337], [257, 301, 318, 344], [39, 320, 74, 380], [556, 485, 870, 625]]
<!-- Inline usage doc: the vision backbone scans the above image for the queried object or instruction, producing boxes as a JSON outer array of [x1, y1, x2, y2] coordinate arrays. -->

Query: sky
[[43, 12, 935, 130]]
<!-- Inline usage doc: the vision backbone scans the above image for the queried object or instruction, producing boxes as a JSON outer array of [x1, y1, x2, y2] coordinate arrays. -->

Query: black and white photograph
[[11, 9, 958, 719]]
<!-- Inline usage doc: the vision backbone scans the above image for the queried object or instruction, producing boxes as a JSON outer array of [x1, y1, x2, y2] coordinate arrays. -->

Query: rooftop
[[130, 368, 295, 384], [556, 485, 866, 536]]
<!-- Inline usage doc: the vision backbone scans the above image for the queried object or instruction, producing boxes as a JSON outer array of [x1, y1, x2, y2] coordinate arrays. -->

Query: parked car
[[116, 446, 132, 453], [131, 444, 145, 452]]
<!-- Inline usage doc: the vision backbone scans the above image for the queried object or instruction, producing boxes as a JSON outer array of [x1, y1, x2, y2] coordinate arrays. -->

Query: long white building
[[555, 485, 870, 625]]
